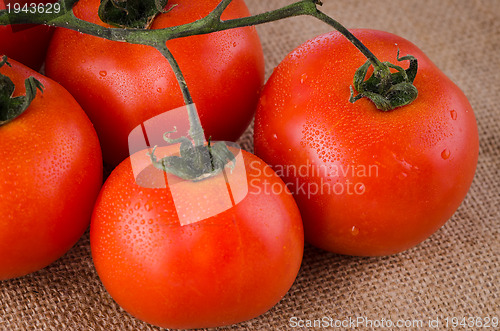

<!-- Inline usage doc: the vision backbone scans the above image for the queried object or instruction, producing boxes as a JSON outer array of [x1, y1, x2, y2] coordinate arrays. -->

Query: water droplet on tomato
[[260, 95, 267, 107], [272, 133, 278, 140], [157, 88, 162, 93], [99, 71, 107, 77], [351, 226, 359, 236], [450, 110, 457, 120], [134, 202, 141, 210], [441, 149, 451, 160], [232, 42, 237, 47]]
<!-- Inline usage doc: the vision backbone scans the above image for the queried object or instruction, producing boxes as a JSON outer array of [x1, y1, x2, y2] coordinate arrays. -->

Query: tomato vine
[[0, 0, 419, 179]]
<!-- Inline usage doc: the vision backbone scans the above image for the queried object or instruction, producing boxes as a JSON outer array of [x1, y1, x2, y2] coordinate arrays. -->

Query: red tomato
[[254, 29, 479, 256], [45, 0, 265, 166], [0, 57, 102, 280], [0, 0, 56, 70], [90, 147, 303, 329]]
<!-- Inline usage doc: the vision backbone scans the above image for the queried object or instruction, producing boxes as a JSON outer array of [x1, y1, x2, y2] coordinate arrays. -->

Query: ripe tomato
[[0, 57, 102, 280], [0, 0, 56, 70], [254, 29, 479, 256], [90, 147, 303, 329], [45, 0, 265, 166]]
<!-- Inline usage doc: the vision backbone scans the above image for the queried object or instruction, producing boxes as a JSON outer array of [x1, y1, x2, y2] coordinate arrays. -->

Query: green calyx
[[148, 133, 236, 182], [98, 0, 173, 29], [0, 56, 44, 127], [349, 49, 418, 111], [146, 104, 236, 182]]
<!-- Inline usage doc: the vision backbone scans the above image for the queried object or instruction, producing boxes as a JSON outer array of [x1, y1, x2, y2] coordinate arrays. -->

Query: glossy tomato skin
[[90, 149, 303, 329], [45, 0, 265, 166], [0, 0, 56, 70], [254, 29, 479, 256], [0, 58, 102, 280]]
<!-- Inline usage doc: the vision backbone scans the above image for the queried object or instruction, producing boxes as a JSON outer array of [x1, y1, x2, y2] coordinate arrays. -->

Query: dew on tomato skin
[[99, 70, 107, 77], [300, 73, 308, 84], [450, 110, 458, 120], [351, 226, 360, 236], [441, 149, 451, 160], [398, 172, 408, 180]]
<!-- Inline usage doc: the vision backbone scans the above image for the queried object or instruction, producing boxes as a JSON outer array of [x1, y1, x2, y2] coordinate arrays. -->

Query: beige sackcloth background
[[1, 0, 499, 330]]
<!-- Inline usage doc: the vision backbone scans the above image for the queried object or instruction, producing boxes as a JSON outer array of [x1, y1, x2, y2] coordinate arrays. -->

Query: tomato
[[90, 147, 303, 329], [254, 29, 479, 256], [0, 0, 56, 70], [45, 0, 265, 166], [0, 57, 102, 280]]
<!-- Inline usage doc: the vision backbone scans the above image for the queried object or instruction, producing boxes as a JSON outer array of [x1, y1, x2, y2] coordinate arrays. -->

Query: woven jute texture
[[1, 1, 499, 330]]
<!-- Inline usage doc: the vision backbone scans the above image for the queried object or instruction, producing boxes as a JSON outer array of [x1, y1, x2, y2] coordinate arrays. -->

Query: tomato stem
[[0, 0, 420, 173], [309, 10, 419, 110], [0, 0, 396, 75], [149, 43, 237, 181], [154, 44, 205, 148], [0, 1, 396, 79], [309, 10, 385, 71], [208, 0, 233, 21]]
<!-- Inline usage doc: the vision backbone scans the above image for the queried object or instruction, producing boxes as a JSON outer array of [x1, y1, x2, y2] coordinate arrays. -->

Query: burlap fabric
[[1, 1, 498, 330]]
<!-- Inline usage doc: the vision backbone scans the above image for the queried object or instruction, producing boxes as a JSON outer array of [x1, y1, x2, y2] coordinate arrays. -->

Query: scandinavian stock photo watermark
[[288, 315, 499, 329], [248, 160, 379, 199], [127, 105, 380, 224]]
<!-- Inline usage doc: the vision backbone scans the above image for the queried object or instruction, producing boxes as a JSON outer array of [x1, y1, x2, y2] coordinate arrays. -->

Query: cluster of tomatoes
[[0, 0, 478, 329]]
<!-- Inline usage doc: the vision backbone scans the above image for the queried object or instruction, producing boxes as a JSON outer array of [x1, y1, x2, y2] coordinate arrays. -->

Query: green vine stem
[[154, 44, 203, 145], [0, 0, 419, 179]]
